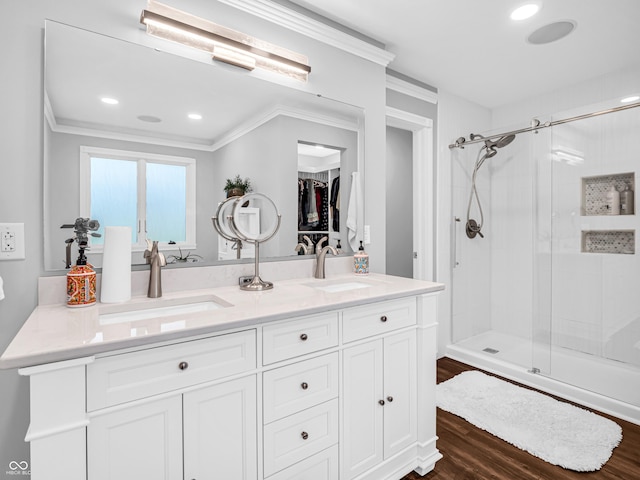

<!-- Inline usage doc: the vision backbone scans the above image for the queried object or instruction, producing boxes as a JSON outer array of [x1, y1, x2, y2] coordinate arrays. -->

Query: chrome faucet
[[314, 245, 338, 279], [315, 236, 328, 258], [302, 235, 315, 255], [294, 242, 310, 255], [144, 240, 166, 298]]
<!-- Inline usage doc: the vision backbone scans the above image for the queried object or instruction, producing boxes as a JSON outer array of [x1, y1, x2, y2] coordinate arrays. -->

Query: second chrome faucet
[[144, 240, 166, 298], [315, 244, 338, 279]]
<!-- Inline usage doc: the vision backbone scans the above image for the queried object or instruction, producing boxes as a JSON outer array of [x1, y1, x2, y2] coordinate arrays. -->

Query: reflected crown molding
[[213, 103, 360, 152], [218, 0, 396, 67]]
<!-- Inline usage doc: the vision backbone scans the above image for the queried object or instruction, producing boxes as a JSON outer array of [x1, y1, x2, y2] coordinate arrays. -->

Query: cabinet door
[[87, 396, 183, 480], [183, 375, 257, 480], [342, 340, 384, 478], [383, 330, 418, 458]]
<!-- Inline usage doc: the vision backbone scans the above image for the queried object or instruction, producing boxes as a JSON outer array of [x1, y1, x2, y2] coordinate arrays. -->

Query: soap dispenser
[[605, 185, 620, 215], [354, 240, 369, 275], [62, 217, 101, 307], [621, 184, 634, 215], [66, 243, 97, 307]]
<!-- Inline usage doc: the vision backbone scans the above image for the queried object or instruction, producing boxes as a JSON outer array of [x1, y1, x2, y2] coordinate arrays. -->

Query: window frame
[[79, 146, 196, 253]]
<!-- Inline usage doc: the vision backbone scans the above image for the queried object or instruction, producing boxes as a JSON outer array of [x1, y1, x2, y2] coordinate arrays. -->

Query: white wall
[[0, 0, 387, 468], [385, 126, 413, 278]]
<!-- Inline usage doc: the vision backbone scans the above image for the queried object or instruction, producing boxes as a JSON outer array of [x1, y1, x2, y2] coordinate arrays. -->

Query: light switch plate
[[0, 223, 26, 260], [363, 224, 371, 244]]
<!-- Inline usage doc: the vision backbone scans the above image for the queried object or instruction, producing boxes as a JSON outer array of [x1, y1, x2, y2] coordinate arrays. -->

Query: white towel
[[346, 171, 362, 251], [0, 275, 4, 301]]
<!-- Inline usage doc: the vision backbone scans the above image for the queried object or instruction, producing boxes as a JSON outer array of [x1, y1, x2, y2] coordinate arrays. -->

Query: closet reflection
[[297, 142, 343, 255]]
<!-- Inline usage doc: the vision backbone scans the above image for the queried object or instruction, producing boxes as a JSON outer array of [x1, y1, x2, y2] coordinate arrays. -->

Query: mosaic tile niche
[[581, 172, 635, 216], [581, 230, 635, 254]]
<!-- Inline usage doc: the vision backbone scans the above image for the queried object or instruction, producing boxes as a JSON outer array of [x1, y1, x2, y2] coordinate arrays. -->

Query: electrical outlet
[[0, 223, 25, 260]]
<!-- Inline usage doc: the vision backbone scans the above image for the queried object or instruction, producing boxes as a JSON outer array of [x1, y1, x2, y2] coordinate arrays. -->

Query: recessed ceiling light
[[100, 97, 119, 105], [621, 95, 640, 104], [188, 113, 203, 120], [527, 21, 576, 45], [511, 4, 540, 21]]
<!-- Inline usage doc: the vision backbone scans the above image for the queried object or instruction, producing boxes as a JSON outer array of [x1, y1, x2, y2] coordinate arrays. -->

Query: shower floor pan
[[447, 330, 640, 426]]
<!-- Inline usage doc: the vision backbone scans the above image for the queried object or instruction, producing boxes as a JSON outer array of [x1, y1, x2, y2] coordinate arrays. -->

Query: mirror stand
[[214, 193, 282, 291]]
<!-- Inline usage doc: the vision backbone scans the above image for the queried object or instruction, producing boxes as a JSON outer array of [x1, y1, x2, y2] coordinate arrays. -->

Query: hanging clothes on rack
[[307, 179, 319, 227], [330, 176, 340, 232]]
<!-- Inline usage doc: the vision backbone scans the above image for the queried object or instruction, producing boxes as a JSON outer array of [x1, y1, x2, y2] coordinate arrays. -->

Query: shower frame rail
[[448, 101, 640, 149]]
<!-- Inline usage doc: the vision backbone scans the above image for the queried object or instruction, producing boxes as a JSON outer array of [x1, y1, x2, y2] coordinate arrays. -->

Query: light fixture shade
[[140, 1, 310, 81]]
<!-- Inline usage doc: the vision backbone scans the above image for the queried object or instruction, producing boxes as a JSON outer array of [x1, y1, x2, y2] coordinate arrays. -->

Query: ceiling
[[289, 0, 640, 109]]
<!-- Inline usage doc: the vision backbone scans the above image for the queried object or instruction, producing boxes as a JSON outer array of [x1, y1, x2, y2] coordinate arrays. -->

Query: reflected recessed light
[[621, 95, 640, 104], [188, 113, 203, 120], [527, 21, 576, 44], [101, 97, 119, 105], [511, 4, 540, 21]]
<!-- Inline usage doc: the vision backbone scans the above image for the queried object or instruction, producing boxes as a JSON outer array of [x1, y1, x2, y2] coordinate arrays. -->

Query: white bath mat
[[436, 371, 622, 471]]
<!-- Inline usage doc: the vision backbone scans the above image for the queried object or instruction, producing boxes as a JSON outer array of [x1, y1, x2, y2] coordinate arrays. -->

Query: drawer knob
[[301, 382, 309, 390], [380, 315, 388, 322], [378, 399, 385, 406], [300, 333, 308, 341], [301, 431, 309, 440], [178, 361, 189, 370], [386, 396, 394, 402]]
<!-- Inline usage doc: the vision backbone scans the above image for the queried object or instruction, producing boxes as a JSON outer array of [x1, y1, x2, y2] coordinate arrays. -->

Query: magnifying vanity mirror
[[43, 20, 364, 272], [213, 193, 281, 290]]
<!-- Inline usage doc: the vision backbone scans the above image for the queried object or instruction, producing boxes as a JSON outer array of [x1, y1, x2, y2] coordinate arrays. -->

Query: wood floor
[[402, 357, 640, 480]]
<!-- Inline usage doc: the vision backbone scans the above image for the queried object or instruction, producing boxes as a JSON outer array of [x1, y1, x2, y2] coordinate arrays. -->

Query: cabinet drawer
[[263, 399, 338, 477], [87, 330, 256, 411], [267, 445, 338, 480], [263, 353, 338, 423], [342, 298, 416, 343], [263, 313, 338, 365]]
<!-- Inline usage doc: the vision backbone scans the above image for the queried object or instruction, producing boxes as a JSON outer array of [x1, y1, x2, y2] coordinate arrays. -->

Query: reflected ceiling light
[[621, 95, 640, 104], [140, 1, 310, 82], [511, 4, 540, 21], [101, 97, 119, 105], [187, 113, 203, 120]]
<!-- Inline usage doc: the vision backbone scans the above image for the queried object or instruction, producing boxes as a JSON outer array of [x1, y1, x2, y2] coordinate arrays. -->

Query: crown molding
[[386, 75, 438, 104], [217, 0, 395, 67]]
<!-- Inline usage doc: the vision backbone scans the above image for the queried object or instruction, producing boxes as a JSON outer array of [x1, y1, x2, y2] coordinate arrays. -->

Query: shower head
[[484, 148, 498, 159], [485, 134, 516, 150]]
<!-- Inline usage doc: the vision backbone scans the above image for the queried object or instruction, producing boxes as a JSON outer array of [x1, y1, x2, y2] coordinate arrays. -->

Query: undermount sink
[[307, 280, 371, 293], [98, 294, 231, 325]]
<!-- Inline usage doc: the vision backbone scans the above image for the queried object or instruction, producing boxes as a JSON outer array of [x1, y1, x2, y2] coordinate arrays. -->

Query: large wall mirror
[[43, 20, 364, 272]]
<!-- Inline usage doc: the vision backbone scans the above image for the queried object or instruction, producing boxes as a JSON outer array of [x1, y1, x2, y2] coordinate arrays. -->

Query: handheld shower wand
[[465, 134, 516, 239]]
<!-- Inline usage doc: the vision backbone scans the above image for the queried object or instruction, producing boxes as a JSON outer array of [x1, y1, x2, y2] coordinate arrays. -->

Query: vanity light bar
[[140, 3, 311, 81]]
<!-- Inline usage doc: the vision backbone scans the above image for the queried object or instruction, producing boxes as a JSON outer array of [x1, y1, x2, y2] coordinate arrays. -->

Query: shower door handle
[[453, 217, 460, 268]]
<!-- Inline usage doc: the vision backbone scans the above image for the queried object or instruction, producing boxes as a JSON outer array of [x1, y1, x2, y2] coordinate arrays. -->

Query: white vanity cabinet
[[262, 314, 340, 479], [16, 284, 442, 480], [86, 330, 258, 480], [342, 300, 418, 479]]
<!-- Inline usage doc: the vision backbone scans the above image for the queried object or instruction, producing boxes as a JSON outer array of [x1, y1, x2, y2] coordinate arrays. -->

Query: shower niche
[[580, 172, 635, 216], [580, 172, 636, 254], [581, 230, 635, 254]]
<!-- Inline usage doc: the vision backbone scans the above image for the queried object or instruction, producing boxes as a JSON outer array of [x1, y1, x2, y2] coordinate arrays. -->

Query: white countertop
[[0, 273, 443, 369]]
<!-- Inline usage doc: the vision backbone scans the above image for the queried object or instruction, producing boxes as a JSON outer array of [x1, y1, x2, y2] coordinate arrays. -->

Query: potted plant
[[224, 174, 253, 198]]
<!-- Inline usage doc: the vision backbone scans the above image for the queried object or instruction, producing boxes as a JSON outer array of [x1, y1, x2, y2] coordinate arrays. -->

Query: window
[[80, 146, 196, 251]]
